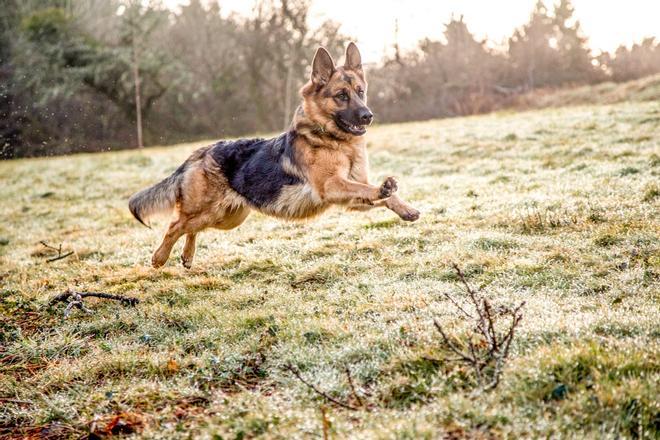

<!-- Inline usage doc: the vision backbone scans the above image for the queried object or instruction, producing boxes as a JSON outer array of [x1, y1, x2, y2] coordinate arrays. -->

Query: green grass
[[1, 100, 659, 438]]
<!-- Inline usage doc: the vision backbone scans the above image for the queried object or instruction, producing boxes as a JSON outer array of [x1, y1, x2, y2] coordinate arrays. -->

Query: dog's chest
[[347, 145, 369, 183], [266, 181, 327, 219]]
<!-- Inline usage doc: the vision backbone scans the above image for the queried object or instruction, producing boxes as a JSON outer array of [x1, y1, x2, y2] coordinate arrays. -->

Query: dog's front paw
[[379, 177, 398, 199], [399, 206, 420, 222]]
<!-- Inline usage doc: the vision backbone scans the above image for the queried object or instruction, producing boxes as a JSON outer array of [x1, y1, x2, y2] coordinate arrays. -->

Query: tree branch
[[49, 290, 140, 307], [432, 263, 526, 391], [283, 364, 358, 411]]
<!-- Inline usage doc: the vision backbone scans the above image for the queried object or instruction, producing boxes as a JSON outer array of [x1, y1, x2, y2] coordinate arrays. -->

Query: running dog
[[129, 43, 420, 268]]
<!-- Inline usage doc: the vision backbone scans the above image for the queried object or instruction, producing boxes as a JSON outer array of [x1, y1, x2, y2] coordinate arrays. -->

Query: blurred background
[[1, 0, 659, 158]]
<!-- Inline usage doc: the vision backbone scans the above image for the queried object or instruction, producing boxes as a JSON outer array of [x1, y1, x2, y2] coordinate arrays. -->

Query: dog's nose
[[359, 109, 373, 125]]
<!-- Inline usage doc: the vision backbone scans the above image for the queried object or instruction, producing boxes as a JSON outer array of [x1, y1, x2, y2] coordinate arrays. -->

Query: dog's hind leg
[[152, 212, 213, 268], [181, 233, 197, 269], [152, 218, 186, 268]]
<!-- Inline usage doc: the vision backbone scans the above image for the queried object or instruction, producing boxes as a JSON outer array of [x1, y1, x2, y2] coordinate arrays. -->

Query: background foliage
[[1, 0, 660, 158]]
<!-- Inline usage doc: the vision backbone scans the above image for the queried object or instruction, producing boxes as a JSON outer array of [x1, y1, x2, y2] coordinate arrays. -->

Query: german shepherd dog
[[129, 43, 420, 268]]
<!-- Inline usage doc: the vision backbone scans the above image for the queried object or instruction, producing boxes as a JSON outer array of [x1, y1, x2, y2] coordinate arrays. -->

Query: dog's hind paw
[[181, 256, 193, 269]]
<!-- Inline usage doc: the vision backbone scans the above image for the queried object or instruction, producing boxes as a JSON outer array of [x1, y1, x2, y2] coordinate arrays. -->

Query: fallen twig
[[319, 406, 330, 440], [0, 397, 34, 406], [49, 290, 140, 318], [434, 262, 525, 391], [40, 240, 74, 263], [283, 364, 358, 411], [344, 366, 364, 408], [50, 290, 140, 307], [47, 251, 74, 263]]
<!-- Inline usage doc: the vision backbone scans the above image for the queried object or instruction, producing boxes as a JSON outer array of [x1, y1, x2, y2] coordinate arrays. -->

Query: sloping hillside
[[1, 100, 658, 438], [515, 73, 660, 109]]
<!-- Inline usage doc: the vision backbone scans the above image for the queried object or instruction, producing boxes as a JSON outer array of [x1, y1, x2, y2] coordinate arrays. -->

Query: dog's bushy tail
[[128, 165, 184, 227]]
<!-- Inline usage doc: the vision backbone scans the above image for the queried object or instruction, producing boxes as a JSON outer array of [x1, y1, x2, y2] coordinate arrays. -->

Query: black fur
[[210, 131, 302, 208]]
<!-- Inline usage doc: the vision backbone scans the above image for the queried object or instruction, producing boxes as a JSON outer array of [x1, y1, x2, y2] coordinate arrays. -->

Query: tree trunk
[[282, 54, 294, 131], [132, 33, 143, 148]]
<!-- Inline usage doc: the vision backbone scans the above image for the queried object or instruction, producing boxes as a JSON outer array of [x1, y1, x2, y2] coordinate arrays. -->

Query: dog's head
[[301, 43, 372, 137]]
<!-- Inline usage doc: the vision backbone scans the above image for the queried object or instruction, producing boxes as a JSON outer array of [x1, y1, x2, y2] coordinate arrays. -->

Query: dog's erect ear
[[311, 47, 335, 86], [344, 42, 362, 72]]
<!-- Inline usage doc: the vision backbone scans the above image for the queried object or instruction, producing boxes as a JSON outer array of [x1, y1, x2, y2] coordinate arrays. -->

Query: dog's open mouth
[[335, 118, 367, 136]]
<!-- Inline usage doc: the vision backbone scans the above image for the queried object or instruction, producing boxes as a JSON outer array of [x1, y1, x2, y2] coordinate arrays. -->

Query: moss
[[230, 259, 286, 282], [503, 133, 518, 141], [619, 166, 640, 176], [365, 219, 399, 229], [380, 355, 445, 409], [593, 233, 623, 247], [291, 264, 342, 288], [642, 182, 660, 202], [472, 237, 519, 251], [511, 342, 660, 437]]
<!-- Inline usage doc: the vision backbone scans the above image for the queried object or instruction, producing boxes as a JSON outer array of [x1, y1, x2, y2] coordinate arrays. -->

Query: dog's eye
[[336, 92, 349, 102], [357, 90, 365, 99]]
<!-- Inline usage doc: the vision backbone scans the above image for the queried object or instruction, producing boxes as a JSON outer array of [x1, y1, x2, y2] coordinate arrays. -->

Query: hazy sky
[[165, 0, 660, 63]]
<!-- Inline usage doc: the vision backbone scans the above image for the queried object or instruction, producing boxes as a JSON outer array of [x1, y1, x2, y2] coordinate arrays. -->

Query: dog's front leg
[[347, 198, 379, 211], [321, 175, 397, 204], [384, 194, 420, 221], [348, 194, 420, 222]]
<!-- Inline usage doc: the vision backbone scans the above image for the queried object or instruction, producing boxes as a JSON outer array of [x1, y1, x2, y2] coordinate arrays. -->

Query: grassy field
[[1, 99, 659, 439]]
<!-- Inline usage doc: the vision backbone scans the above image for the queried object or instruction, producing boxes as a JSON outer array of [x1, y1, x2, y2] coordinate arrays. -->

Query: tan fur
[[134, 43, 419, 268]]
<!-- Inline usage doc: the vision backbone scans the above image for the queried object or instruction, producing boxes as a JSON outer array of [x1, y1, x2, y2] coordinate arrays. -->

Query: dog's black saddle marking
[[210, 131, 302, 208]]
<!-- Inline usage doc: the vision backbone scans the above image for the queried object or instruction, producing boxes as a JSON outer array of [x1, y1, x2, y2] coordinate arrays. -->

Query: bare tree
[[132, 24, 143, 148]]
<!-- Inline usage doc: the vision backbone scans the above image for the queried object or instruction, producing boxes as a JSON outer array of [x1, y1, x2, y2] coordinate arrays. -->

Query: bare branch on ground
[[434, 262, 525, 391], [39, 240, 74, 263], [49, 290, 140, 318], [283, 364, 359, 411]]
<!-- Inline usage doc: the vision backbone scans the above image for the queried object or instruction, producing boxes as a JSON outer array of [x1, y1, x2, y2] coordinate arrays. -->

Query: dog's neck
[[291, 105, 361, 149]]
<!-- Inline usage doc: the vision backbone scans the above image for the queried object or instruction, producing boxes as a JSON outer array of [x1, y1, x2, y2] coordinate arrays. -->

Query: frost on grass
[[0, 101, 658, 438]]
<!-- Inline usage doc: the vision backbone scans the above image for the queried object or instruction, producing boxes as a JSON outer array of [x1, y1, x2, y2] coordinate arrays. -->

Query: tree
[[601, 38, 660, 82], [14, 2, 170, 145], [508, 1, 556, 89], [508, 0, 597, 89], [238, 0, 345, 131], [552, 0, 599, 84], [0, 0, 22, 157], [116, 1, 169, 148]]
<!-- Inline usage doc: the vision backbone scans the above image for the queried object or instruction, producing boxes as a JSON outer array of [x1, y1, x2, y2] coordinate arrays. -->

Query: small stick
[[433, 320, 473, 363], [47, 251, 74, 263], [49, 290, 140, 307], [39, 241, 61, 253], [442, 292, 474, 319], [344, 366, 364, 408], [50, 290, 139, 318], [40, 240, 74, 263], [320, 406, 330, 440], [434, 263, 525, 392], [451, 262, 478, 297], [0, 398, 33, 406], [283, 364, 358, 411], [63, 294, 94, 318]]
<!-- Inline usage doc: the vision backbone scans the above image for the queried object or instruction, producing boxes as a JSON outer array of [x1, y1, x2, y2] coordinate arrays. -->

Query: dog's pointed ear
[[311, 47, 335, 86], [344, 42, 362, 72]]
